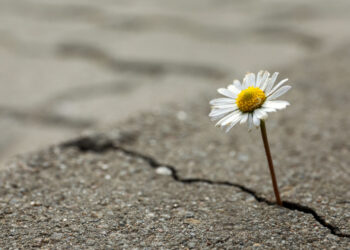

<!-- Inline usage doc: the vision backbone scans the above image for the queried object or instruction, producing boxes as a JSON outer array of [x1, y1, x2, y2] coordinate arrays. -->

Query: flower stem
[[260, 120, 282, 206]]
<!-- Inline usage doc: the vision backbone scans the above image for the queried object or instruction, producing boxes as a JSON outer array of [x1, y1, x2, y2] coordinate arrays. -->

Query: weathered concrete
[[0, 0, 350, 248], [1, 47, 350, 247], [1, 0, 350, 162], [0, 131, 349, 248]]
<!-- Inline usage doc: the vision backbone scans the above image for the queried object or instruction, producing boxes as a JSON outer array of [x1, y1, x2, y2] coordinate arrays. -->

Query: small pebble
[[188, 241, 196, 248], [86, 239, 95, 246], [156, 167, 172, 176], [176, 111, 187, 120], [51, 233, 63, 241], [30, 201, 42, 207], [238, 154, 249, 162], [185, 212, 194, 218]]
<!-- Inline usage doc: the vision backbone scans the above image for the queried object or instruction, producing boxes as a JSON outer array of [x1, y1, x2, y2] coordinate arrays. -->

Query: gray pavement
[[1, 48, 350, 247], [1, 0, 350, 162], [0, 0, 350, 248]]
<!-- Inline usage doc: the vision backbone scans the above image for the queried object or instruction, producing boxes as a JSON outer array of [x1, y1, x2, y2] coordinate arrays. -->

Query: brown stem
[[260, 120, 282, 206]]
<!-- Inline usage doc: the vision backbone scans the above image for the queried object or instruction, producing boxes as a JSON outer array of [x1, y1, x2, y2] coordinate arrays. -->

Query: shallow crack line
[[44, 81, 135, 106], [61, 137, 350, 238], [57, 43, 226, 79], [0, 106, 93, 129]]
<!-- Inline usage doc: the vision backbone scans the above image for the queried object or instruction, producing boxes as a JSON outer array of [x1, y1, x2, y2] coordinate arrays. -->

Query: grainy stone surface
[[1, 48, 350, 247], [119, 47, 350, 236], [1, 0, 350, 248], [0, 137, 349, 249], [1, 0, 350, 162]]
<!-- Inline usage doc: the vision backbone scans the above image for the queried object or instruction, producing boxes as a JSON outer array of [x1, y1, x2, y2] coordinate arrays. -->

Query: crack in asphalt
[[61, 136, 350, 239]]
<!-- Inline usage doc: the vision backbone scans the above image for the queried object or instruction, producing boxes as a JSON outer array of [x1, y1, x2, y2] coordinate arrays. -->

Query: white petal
[[260, 79, 268, 92], [254, 109, 268, 119], [263, 100, 290, 110], [219, 111, 241, 126], [260, 71, 271, 91], [260, 71, 270, 90], [242, 75, 249, 89], [215, 113, 232, 127], [212, 103, 238, 109], [209, 107, 237, 117], [225, 125, 234, 133], [225, 120, 240, 132], [227, 84, 241, 95], [267, 86, 291, 100], [265, 72, 279, 93], [210, 98, 235, 105], [267, 78, 288, 96], [246, 73, 256, 87], [212, 104, 237, 109], [243, 73, 255, 89], [240, 113, 249, 124], [224, 115, 243, 132], [252, 73, 257, 87], [233, 80, 242, 90], [222, 111, 242, 126], [218, 88, 237, 98], [256, 71, 263, 87], [216, 110, 241, 127], [248, 113, 253, 130], [260, 107, 276, 113], [210, 113, 227, 121], [253, 113, 261, 127]]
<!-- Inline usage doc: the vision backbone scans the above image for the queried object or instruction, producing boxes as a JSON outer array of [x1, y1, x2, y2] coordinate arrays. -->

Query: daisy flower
[[208, 71, 292, 206], [209, 71, 291, 132]]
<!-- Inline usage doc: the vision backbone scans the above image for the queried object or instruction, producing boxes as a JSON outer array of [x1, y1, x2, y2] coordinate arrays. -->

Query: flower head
[[209, 71, 291, 132]]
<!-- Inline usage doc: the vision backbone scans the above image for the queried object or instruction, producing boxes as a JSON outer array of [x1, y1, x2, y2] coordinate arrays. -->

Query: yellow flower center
[[236, 87, 266, 112]]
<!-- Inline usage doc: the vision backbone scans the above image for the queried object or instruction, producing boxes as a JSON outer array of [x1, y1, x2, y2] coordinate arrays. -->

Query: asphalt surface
[[1, 0, 350, 248], [1, 0, 350, 163], [1, 48, 350, 248]]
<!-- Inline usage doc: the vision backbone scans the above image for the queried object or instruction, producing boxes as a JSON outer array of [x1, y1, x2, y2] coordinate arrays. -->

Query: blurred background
[[0, 0, 349, 164]]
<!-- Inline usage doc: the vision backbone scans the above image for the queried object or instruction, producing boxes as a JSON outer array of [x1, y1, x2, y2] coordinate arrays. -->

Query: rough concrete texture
[[1, 48, 350, 248], [1, 0, 350, 162], [1, 0, 350, 249]]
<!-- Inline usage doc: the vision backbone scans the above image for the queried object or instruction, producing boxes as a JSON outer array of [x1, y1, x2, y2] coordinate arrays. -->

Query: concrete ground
[[1, 0, 350, 163], [0, 0, 350, 248]]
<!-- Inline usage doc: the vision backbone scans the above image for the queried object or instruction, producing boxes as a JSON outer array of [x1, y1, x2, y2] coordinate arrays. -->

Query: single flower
[[208, 71, 292, 206], [209, 71, 291, 132]]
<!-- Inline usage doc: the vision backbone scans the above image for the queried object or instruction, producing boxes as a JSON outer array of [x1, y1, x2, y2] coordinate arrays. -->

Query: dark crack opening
[[61, 136, 350, 238]]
